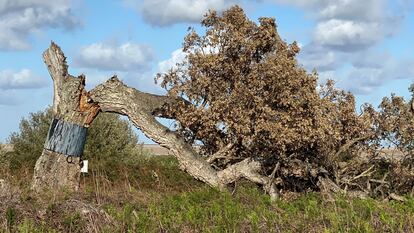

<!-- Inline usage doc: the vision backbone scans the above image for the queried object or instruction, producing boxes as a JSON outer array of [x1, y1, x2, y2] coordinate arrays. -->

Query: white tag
[[81, 160, 88, 173]]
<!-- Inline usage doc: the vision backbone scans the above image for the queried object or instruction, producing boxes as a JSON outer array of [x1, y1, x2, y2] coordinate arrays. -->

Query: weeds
[[63, 212, 85, 233], [5, 207, 16, 232]]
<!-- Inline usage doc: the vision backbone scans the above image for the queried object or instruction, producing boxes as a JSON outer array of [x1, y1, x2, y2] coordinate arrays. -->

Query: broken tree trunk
[[32, 43, 277, 198], [31, 43, 99, 193]]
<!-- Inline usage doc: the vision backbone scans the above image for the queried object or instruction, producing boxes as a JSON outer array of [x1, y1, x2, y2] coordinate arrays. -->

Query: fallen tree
[[32, 6, 414, 199], [31, 43, 278, 197]]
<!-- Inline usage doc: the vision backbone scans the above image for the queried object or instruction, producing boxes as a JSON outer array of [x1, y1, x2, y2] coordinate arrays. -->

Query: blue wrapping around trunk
[[44, 118, 87, 157]]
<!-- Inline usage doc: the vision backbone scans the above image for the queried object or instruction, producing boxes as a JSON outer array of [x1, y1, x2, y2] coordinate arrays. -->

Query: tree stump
[[31, 43, 99, 193]]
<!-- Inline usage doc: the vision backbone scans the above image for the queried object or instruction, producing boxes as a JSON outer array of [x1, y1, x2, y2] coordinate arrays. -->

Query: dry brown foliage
[[157, 6, 414, 197]]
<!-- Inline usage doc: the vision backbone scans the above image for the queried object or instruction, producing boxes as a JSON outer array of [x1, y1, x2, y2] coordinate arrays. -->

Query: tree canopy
[[158, 7, 368, 173]]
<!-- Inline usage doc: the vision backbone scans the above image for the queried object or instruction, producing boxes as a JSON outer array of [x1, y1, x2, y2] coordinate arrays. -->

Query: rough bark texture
[[31, 43, 99, 193]]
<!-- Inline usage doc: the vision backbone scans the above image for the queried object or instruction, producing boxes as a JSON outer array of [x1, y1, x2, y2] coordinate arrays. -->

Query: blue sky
[[0, 0, 413, 143]]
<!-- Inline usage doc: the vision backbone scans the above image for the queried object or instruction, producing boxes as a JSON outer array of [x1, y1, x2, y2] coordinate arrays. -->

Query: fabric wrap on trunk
[[44, 118, 87, 157]]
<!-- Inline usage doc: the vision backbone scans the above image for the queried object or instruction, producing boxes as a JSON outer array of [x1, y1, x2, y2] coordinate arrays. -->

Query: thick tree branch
[[217, 158, 266, 184], [90, 77, 222, 188], [89, 77, 273, 192]]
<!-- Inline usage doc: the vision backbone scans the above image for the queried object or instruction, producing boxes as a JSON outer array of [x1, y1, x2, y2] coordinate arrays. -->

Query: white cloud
[[317, 0, 385, 21], [158, 49, 186, 74], [274, 0, 389, 21], [75, 43, 165, 94], [0, 69, 46, 90], [335, 53, 414, 94], [75, 42, 154, 72], [298, 44, 340, 71], [274, 0, 413, 94], [350, 50, 391, 69], [125, 0, 238, 26], [314, 19, 384, 51], [343, 67, 385, 94], [0, 0, 80, 50], [281, 0, 402, 53]]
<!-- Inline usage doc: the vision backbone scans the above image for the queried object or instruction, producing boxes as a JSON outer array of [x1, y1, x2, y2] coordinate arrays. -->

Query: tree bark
[[32, 43, 277, 198], [31, 43, 99, 193]]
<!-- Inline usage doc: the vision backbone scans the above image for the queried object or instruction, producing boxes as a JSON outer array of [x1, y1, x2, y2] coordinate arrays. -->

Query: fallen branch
[[350, 165, 375, 181], [332, 135, 372, 162], [207, 143, 236, 163]]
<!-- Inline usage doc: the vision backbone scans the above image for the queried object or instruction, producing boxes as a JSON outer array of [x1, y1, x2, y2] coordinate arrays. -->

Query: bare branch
[[89, 77, 223, 188], [43, 42, 68, 114], [207, 143, 235, 163], [333, 135, 372, 162], [389, 193, 407, 202], [350, 165, 375, 181]]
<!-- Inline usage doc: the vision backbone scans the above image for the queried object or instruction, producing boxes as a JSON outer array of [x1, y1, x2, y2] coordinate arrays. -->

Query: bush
[[8, 109, 51, 170], [7, 108, 139, 172]]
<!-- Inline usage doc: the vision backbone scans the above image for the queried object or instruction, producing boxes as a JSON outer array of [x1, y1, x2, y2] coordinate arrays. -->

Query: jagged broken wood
[[31, 43, 278, 198]]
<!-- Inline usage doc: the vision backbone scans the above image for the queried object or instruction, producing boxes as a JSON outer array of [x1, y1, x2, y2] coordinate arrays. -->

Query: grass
[[1, 155, 414, 232]]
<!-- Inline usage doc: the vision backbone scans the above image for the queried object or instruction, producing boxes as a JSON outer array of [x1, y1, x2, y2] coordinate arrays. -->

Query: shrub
[[7, 108, 139, 173], [8, 109, 52, 170]]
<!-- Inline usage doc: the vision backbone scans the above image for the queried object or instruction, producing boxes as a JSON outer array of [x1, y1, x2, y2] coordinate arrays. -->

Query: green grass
[[97, 185, 414, 233], [1, 155, 414, 232]]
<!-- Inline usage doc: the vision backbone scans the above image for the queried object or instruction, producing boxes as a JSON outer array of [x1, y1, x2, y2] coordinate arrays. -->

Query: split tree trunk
[[31, 43, 99, 193], [31, 43, 277, 198]]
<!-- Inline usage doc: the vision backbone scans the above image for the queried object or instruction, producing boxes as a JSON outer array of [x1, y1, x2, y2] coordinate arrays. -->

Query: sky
[[0, 0, 413, 143]]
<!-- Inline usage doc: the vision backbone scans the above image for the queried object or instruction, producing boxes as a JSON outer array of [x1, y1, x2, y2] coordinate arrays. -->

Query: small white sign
[[81, 160, 88, 173]]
